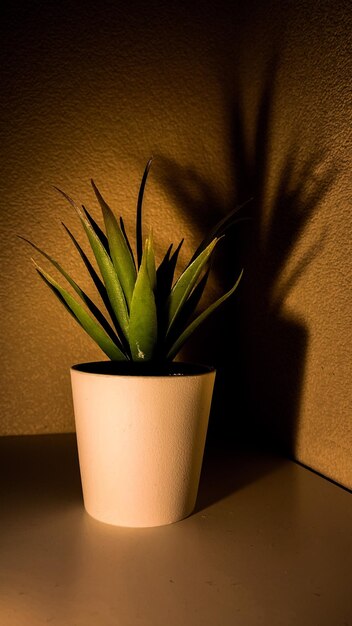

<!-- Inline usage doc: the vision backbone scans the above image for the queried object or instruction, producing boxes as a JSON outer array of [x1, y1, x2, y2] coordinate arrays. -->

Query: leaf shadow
[[154, 54, 337, 507]]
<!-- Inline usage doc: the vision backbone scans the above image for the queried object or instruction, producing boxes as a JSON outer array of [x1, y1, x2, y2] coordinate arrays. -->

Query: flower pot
[[70, 361, 216, 528]]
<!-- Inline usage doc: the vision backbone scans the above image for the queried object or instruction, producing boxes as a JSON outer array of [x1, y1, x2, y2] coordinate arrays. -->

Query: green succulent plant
[[21, 158, 244, 363]]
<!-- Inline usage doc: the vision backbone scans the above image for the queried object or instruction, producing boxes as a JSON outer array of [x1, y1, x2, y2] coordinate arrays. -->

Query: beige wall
[[1, 1, 351, 488]]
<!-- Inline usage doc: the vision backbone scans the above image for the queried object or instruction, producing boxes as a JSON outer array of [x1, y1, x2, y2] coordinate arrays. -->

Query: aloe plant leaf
[[166, 269, 244, 361], [20, 235, 124, 350], [156, 239, 184, 304], [62, 223, 109, 305], [136, 157, 153, 268], [156, 243, 172, 303], [82, 205, 110, 253], [157, 242, 173, 274], [156, 240, 184, 342], [120, 216, 136, 268], [62, 223, 129, 348], [55, 188, 130, 340], [166, 238, 218, 336], [166, 267, 210, 348], [33, 260, 128, 361], [62, 223, 129, 353], [146, 230, 156, 291], [128, 236, 157, 361], [91, 180, 137, 307]]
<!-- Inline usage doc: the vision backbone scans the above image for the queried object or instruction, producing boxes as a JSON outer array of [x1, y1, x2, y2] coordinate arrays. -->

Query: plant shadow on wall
[[156, 58, 336, 498]]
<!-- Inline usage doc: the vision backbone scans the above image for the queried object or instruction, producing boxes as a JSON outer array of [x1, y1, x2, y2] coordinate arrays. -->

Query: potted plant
[[21, 158, 243, 528]]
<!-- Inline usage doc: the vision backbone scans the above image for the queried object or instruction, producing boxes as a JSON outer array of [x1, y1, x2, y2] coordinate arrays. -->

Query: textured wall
[[1, 0, 351, 488]]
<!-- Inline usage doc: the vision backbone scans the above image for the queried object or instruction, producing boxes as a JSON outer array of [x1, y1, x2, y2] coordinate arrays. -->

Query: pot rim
[[71, 361, 216, 378]]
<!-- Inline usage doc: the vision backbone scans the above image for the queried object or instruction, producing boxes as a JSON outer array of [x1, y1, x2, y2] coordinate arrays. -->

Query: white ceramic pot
[[70, 362, 216, 528]]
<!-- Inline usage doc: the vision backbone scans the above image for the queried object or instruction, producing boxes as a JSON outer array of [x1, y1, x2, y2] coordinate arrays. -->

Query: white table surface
[[1, 434, 351, 626]]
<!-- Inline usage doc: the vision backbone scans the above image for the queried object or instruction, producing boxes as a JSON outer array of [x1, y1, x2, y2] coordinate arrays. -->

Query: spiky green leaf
[[62, 223, 130, 354], [91, 180, 137, 307], [156, 239, 184, 306], [33, 260, 128, 361], [128, 236, 157, 361], [165, 267, 210, 351], [166, 238, 218, 336], [62, 223, 110, 310], [120, 216, 135, 265], [20, 235, 124, 350], [146, 230, 156, 291], [82, 205, 110, 253], [167, 269, 244, 360], [55, 188, 130, 341], [136, 157, 153, 268]]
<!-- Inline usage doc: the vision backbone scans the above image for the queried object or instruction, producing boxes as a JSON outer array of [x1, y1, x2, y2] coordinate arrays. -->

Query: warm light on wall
[[0, 0, 351, 489]]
